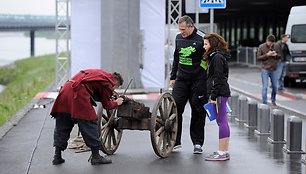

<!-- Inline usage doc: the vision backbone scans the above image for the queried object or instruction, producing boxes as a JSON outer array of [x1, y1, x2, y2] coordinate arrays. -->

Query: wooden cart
[[97, 92, 178, 158]]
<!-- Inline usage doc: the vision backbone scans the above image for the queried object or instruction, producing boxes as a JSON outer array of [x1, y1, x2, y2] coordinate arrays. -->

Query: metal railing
[[236, 46, 261, 67]]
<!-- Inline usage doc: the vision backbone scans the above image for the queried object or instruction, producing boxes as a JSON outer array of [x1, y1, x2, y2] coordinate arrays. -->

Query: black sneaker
[[91, 155, 112, 165], [52, 157, 65, 165], [272, 102, 278, 107], [193, 144, 203, 154]]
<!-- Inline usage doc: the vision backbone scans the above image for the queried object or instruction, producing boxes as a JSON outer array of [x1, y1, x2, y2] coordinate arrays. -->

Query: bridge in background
[[0, 14, 62, 56], [0, 14, 56, 31]]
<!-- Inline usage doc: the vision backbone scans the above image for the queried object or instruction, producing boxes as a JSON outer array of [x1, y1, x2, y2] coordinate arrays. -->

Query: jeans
[[261, 69, 278, 104], [277, 62, 286, 90]]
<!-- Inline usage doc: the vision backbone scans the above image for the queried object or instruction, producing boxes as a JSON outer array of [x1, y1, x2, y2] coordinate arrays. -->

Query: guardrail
[[236, 46, 260, 67]]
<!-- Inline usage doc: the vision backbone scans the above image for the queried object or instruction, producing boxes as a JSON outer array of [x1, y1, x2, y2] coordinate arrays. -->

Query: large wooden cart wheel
[[97, 105, 123, 155], [150, 92, 178, 158]]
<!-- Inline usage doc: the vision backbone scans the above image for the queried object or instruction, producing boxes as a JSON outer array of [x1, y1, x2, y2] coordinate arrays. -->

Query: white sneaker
[[193, 144, 203, 154], [173, 144, 182, 150]]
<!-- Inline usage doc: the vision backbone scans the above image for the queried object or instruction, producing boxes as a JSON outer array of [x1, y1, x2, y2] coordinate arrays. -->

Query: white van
[[284, 5, 306, 87]]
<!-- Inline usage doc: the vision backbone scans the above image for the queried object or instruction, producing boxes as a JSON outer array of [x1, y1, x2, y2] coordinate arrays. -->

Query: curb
[[116, 87, 169, 94], [230, 86, 306, 119]]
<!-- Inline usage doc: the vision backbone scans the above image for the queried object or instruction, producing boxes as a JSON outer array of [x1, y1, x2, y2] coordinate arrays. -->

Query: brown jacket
[[257, 43, 281, 71]]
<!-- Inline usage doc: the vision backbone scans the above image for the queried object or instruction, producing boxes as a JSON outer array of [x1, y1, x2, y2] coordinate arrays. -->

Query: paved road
[[0, 64, 306, 174], [229, 63, 306, 118], [0, 100, 305, 174]]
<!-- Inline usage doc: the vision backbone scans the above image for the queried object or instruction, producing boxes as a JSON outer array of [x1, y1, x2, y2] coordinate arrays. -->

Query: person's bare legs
[[219, 137, 229, 151]]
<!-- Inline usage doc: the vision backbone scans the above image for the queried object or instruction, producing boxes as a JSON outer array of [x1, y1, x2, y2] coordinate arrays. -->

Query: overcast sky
[[0, 0, 55, 15]]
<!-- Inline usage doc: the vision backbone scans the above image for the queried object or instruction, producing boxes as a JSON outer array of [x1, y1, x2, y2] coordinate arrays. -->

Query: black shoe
[[52, 147, 65, 165], [52, 157, 65, 165], [272, 102, 277, 107], [91, 155, 112, 165], [278, 88, 284, 92]]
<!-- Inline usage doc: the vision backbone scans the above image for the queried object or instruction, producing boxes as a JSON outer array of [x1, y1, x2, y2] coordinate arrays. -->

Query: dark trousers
[[172, 79, 207, 146], [53, 114, 100, 150]]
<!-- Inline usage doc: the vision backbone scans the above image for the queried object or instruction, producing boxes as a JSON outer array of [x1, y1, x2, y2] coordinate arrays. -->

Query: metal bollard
[[283, 116, 305, 154], [268, 109, 286, 144], [254, 104, 270, 135], [228, 94, 232, 109], [244, 99, 257, 129], [230, 92, 239, 118], [235, 95, 247, 123], [269, 144, 284, 160], [303, 139, 306, 164]]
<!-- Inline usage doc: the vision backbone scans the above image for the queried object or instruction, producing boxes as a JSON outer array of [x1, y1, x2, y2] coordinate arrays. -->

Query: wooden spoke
[[107, 131, 111, 149], [167, 101, 174, 117], [158, 105, 165, 120], [155, 126, 165, 136], [156, 117, 164, 126], [102, 128, 110, 145], [102, 114, 109, 122], [169, 113, 176, 121], [97, 105, 122, 155], [111, 129, 117, 146], [157, 132, 164, 148], [163, 133, 167, 150], [163, 98, 168, 118]]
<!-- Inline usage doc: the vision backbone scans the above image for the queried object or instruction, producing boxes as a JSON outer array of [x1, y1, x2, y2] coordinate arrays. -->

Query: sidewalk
[[0, 64, 306, 174]]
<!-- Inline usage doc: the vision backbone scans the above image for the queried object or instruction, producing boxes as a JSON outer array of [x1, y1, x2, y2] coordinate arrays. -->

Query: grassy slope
[[0, 54, 55, 126]]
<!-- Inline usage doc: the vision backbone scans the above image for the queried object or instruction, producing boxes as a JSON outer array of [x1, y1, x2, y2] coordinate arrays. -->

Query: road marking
[[34, 92, 58, 99], [230, 77, 261, 87], [230, 77, 293, 101], [35, 92, 160, 101]]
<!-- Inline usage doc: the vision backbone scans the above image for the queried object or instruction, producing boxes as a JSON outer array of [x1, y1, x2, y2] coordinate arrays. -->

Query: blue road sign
[[200, 0, 226, 9]]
